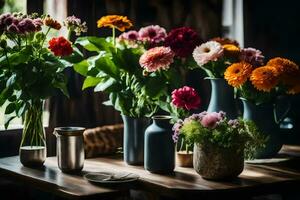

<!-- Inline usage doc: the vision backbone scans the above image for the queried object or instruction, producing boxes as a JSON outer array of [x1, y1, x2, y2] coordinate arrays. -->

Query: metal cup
[[53, 127, 85, 173]]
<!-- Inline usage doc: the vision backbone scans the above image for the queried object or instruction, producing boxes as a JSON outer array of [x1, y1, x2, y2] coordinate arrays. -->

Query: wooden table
[[1, 145, 300, 199]]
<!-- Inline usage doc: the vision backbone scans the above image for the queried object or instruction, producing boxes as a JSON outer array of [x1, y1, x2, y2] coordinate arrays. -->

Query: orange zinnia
[[250, 66, 279, 92], [281, 69, 300, 95], [97, 15, 132, 32], [267, 57, 299, 75], [223, 44, 240, 58], [224, 62, 253, 87], [210, 37, 239, 47], [44, 15, 61, 30]]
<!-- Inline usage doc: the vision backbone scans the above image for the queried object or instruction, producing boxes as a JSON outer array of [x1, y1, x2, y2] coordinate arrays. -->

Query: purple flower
[[228, 119, 239, 128], [172, 119, 183, 142], [200, 111, 224, 129], [7, 24, 19, 33], [33, 18, 43, 31], [240, 47, 264, 66], [119, 30, 140, 41], [18, 18, 36, 33], [138, 25, 167, 45], [188, 111, 207, 121], [64, 15, 87, 36]]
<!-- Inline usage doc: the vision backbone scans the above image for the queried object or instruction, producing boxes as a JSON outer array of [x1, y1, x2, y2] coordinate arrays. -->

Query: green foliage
[[179, 117, 266, 160], [0, 13, 80, 129], [73, 37, 183, 118]]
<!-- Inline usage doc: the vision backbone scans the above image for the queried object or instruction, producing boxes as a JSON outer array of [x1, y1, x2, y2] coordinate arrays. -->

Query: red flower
[[48, 37, 73, 57], [171, 86, 201, 110], [165, 27, 201, 58]]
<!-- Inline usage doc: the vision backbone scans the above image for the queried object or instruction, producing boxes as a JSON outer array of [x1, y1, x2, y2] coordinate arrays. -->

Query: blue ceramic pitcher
[[241, 98, 290, 158]]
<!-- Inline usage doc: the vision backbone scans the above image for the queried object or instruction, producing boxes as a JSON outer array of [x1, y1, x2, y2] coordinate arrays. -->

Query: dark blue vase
[[207, 78, 237, 119], [122, 115, 149, 165], [241, 98, 285, 158], [144, 116, 175, 174]]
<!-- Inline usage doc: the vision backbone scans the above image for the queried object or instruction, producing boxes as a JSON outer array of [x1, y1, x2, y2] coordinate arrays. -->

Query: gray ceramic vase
[[144, 116, 175, 174], [207, 78, 237, 119], [122, 115, 149, 165]]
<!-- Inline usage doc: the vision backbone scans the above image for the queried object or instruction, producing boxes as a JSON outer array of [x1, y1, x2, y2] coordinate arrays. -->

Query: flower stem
[[112, 26, 116, 47]]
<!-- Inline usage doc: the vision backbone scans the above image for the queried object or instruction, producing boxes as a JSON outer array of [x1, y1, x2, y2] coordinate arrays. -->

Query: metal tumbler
[[53, 127, 85, 173]]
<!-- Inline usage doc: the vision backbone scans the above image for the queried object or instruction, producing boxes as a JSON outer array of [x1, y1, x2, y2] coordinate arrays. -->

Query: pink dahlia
[[165, 27, 201, 58], [138, 25, 167, 45], [139, 46, 174, 72], [240, 47, 264, 66], [171, 86, 201, 110], [192, 41, 224, 66], [118, 30, 140, 41], [200, 111, 225, 129]]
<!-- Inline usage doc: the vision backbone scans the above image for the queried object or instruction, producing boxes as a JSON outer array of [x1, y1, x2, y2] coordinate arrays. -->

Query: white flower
[[192, 41, 224, 66]]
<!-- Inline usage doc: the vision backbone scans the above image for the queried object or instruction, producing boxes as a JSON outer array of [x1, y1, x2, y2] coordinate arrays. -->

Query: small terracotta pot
[[176, 151, 193, 167]]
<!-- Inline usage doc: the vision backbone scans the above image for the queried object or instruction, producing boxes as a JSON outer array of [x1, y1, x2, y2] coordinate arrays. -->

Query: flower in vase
[[224, 62, 253, 87], [164, 27, 201, 58], [119, 30, 140, 41], [240, 47, 264, 67], [250, 66, 279, 92], [267, 57, 299, 75], [138, 25, 167, 45], [211, 37, 240, 47], [223, 44, 240, 58], [97, 15, 132, 32], [64, 15, 87, 36], [139, 46, 174, 72], [192, 41, 224, 66], [171, 86, 201, 110], [48, 36, 73, 57], [200, 111, 225, 129], [44, 15, 62, 30]]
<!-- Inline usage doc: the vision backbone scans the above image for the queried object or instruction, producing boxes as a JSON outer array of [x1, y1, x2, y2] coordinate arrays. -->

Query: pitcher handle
[[53, 130, 58, 137], [273, 101, 291, 124]]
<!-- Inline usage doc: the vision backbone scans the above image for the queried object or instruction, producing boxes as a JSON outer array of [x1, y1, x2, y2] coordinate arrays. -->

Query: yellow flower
[[250, 66, 279, 92], [44, 15, 61, 30], [224, 62, 253, 87], [97, 15, 133, 32], [223, 44, 240, 58]]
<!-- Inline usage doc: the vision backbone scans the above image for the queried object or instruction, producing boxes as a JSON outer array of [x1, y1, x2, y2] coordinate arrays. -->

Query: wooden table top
[[1, 145, 300, 199]]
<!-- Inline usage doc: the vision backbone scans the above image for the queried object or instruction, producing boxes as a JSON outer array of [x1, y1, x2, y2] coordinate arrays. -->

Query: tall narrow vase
[[207, 78, 237, 119], [122, 115, 149, 165], [145, 116, 175, 174], [19, 100, 46, 167], [241, 99, 283, 158]]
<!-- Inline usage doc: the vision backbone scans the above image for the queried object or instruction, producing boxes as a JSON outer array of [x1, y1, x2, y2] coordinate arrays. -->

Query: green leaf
[[6, 74, 17, 87], [82, 76, 102, 90], [4, 116, 16, 130], [17, 102, 27, 117], [5, 103, 16, 114], [90, 54, 119, 79], [53, 75, 69, 97], [144, 76, 166, 98], [63, 46, 84, 64], [94, 78, 118, 92], [0, 87, 13, 106], [75, 37, 113, 52], [74, 60, 89, 76]]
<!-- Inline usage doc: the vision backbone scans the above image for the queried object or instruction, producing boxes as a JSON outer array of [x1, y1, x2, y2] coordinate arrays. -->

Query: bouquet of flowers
[[224, 56, 300, 104], [74, 15, 201, 118], [0, 12, 86, 147], [192, 37, 241, 78], [172, 111, 265, 159]]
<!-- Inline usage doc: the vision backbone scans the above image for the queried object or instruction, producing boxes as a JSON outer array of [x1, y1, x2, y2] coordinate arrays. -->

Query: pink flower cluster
[[118, 25, 166, 46], [171, 86, 201, 110], [240, 47, 264, 66], [0, 13, 42, 34], [139, 46, 174, 72]]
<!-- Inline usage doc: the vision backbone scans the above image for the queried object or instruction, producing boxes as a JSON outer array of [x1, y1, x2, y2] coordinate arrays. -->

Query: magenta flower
[[119, 30, 140, 41], [138, 25, 167, 45], [200, 111, 225, 129], [171, 86, 201, 110], [165, 27, 201, 58], [240, 47, 264, 66], [139, 46, 174, 72]]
